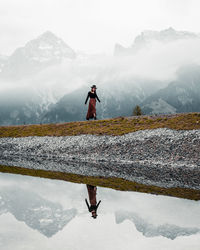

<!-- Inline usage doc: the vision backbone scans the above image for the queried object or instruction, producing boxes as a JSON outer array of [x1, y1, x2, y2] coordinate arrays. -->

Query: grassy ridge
[[0, 164, 199, 200], [0, 113, 200, 138]]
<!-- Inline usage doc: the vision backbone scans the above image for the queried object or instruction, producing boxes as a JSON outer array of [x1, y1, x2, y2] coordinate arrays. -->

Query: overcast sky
[[1, 0, 200, 55]]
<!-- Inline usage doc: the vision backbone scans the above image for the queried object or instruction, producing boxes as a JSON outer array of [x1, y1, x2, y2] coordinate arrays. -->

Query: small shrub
[[133, 105, 142, 116]]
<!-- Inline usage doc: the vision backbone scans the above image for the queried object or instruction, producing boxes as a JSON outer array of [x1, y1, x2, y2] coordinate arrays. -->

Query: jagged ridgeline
[[0, 28, 200, 125]]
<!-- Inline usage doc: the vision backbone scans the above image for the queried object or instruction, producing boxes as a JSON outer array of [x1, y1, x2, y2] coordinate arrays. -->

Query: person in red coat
[[85, 85, 101, 120]]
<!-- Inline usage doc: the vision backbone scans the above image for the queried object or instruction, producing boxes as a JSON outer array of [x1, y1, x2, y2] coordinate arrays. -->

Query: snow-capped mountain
[[114, 27, 200, 56], [133, 27, 199, 45], [0, 187, 77, 237], [141, 64, 200, 114], [0, 31, 78, 125], [0, 31, 76, 79]]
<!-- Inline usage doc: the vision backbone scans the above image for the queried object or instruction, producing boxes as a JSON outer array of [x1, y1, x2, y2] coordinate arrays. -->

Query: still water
[[0, 172, 200, 250]]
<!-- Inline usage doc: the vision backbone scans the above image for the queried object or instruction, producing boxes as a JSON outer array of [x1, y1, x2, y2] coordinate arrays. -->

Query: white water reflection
[[0, 172, 200, 250]]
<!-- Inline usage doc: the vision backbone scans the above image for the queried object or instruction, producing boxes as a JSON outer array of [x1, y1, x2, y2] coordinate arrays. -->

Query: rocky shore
[[0, 128, 199, 191]]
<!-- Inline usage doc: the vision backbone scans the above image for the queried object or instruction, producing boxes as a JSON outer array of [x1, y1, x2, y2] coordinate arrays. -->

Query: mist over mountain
[[42, 78, 162, 123], [0, 87, 42, 125], [0, 31, 76, 80], [142, 64, 200, 114], [0, 28, 200, 125], [0, 31, 78, 125], [0, 55, 8, 73]]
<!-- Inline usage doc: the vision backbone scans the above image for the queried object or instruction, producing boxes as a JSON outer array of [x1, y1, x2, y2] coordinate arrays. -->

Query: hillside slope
[[0, 113, 199, 138]]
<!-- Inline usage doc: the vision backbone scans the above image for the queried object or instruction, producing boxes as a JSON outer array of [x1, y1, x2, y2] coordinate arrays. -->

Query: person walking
[[85, 85, 100, 120]]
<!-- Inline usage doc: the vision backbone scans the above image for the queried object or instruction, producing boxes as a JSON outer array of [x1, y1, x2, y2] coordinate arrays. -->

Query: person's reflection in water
[[85, 184, 101, 219]]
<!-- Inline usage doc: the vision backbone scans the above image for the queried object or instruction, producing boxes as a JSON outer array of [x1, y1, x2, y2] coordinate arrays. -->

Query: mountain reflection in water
[[0, 172, 200, 250]]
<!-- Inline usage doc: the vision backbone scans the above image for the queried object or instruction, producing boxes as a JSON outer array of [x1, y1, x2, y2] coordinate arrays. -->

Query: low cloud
[[1, 36, 200, 99]]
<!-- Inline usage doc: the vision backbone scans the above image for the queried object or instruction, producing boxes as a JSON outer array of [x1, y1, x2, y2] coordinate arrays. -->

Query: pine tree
[[133, 105, 142, 116]]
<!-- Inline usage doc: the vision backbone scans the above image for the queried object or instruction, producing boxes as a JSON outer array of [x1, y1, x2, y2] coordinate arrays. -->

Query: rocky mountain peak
[[18, 30, 76, 62], [114, 43, 130, 56], [114, 27, 200, 56], [0, 31, 76, 79], [38, 30, 59, 40], [133, 27, 199, 46]]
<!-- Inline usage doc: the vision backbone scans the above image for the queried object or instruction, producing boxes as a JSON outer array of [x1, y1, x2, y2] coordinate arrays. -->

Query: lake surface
[[0, 172, 200, 250]]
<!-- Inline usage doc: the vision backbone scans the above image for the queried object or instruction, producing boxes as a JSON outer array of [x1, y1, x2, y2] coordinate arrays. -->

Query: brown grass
[[0, 165, 199, 201], [0, 112, 200, 138]]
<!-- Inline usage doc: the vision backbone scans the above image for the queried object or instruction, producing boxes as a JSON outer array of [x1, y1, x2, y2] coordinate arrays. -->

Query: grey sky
[[0, 0, 200, 55]]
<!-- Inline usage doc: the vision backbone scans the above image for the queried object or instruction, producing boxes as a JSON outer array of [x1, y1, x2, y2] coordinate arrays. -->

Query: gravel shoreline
[[0, 128, 200, 190]]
